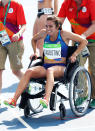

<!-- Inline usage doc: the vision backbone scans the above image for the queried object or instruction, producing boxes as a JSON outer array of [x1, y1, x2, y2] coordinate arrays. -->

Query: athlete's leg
[[40, 66, 65, 108], [4, 66, 47, 107], [45, 66, 65, 102], [13, 66, 46, 102]]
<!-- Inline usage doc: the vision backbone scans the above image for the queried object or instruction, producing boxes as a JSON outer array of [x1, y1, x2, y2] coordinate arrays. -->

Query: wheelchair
[[19, 46, 92, 120]]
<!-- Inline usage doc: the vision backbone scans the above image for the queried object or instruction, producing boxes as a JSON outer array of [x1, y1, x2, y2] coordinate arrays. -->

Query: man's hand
[[12, 33, 20, 42]]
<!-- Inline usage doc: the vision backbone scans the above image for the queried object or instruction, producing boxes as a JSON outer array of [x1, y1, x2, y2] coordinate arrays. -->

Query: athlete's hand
[[69, 54, 77, 63], [30, 53, 38, 60]]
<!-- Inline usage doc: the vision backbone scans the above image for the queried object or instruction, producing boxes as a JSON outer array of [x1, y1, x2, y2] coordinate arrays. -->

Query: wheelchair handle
[[67, 59, 71, 64], [66, 59, 71, 67], [28, 56, 43, 68]]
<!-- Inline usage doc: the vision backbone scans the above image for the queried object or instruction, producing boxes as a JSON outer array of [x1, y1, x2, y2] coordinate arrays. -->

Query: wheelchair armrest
[[65, 60, 79, 82], [66, 46, 77, 59]]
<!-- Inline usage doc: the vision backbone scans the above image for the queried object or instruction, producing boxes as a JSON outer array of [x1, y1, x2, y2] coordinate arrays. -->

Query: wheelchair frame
[[19, 46, 92, 120]]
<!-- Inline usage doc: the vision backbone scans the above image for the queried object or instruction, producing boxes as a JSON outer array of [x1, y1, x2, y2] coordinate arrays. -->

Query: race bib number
[[43, 43, 61, 59], [0, 30, 11, 46], [42, 8, 53, 14]]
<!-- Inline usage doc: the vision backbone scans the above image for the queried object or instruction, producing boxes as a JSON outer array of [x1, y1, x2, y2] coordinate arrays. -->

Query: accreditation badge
[[82, 6, 87, 13], [0, 29, 11, 46]]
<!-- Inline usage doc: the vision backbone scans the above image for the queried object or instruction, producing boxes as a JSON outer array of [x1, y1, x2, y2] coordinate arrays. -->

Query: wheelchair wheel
[[69, 66, 91, 117], [28, 82, 44, 113], [59, 103, 66, 120]]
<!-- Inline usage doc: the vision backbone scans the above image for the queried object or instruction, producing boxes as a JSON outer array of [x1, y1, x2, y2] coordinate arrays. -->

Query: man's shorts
[[0, 40, 24, 70]]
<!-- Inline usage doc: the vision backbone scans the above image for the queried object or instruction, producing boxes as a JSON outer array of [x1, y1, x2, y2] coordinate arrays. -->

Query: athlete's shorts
[[43, 63, 66, 69], [37, 8, 54, 18], [0, 40, 24, 70]]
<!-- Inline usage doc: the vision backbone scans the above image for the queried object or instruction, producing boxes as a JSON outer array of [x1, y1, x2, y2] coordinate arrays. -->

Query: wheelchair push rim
[[69, 66, 91, 117]]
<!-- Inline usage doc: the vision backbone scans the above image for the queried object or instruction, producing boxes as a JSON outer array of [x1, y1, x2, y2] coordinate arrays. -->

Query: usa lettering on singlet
[[43, 43, 61, 60]]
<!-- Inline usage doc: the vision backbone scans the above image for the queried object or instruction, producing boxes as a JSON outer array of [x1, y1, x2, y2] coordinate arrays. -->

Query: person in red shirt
[[58, 0, 95, 108], [0, 0, 26, 104]]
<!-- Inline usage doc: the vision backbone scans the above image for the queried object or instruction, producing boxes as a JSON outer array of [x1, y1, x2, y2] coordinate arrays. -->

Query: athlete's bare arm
[[61, 30, 88, 58]]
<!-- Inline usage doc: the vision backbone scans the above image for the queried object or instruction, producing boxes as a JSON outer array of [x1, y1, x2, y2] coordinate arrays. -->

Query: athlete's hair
[[47, 15, 62, 30]]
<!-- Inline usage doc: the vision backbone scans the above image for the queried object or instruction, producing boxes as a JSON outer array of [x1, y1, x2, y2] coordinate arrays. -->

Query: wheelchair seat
[[19, 46, 92, 119], [30, 46, 79, 83]]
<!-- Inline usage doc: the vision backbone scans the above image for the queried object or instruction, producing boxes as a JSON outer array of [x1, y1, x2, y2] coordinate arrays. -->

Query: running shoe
[[4, 98, 16, 108], [40, 98, 48, 108]]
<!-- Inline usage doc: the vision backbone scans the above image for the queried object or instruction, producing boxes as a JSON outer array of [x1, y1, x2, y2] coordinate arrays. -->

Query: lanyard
[[3, 0, 11, 26]]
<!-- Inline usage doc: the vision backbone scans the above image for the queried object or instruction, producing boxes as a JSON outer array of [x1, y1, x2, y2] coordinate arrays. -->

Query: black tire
[[28, 82, 44, 113], [24, 104, 30, 118], [59, 103, 66, 120], [69, 66, 91, 117], [50, 92, 56, 111]]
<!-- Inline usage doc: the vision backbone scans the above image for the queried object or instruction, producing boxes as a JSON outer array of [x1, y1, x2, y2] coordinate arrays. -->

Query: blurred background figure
[[33, 0, 58, 56]]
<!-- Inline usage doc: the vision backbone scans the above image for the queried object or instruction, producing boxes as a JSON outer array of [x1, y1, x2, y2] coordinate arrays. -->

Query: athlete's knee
[[24, 68, 36, 78], [24, 69, 32, 77], [46, 68, 54, 75]]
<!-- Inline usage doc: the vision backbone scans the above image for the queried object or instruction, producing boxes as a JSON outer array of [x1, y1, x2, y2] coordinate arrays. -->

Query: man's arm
[[58, 0, 67, 24], [82, 0, 95, 38], [82, 21, 95, 38]]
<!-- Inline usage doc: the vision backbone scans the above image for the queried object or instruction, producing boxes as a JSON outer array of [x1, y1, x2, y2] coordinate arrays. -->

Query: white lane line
[[2, 98, 33, 130], [9, 108, 33, 130]]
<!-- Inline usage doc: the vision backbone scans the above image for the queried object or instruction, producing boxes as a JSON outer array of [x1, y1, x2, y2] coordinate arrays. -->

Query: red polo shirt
[[0, 0, 26, 40], [0, 1, 26, 25], [58, 0, 95, 42]]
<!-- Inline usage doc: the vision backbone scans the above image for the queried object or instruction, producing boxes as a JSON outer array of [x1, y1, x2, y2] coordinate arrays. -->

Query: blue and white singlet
[[43, 30, 68, 62]]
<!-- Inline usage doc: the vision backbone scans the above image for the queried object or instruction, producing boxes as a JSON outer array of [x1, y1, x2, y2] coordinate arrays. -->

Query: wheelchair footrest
[[19, 90, 45, 109], [22, 90, 45, 99], [29, 90, 45, 99]]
